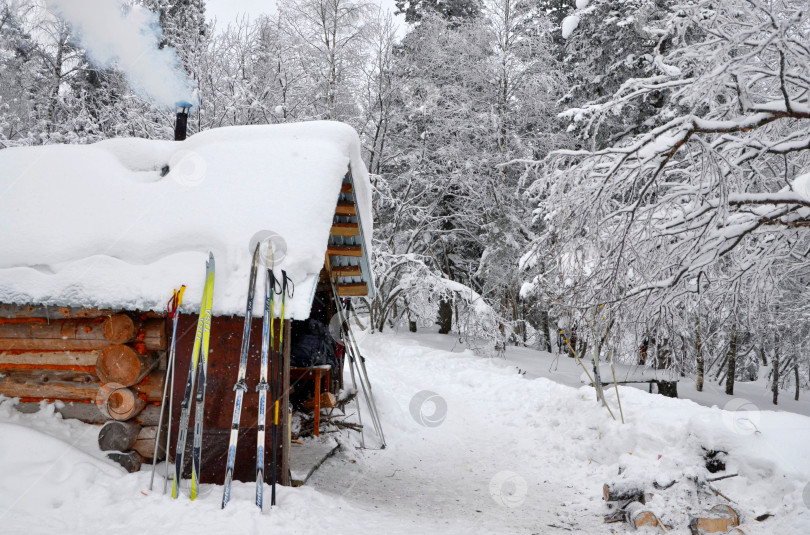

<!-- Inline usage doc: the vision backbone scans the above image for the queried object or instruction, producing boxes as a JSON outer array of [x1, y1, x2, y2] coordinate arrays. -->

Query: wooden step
[[335, 202, 356, 216], [327, 245, 363, 257], [338, 283, 368, 296], [331, 265, 362, 277], [330, 222, 360, 237]]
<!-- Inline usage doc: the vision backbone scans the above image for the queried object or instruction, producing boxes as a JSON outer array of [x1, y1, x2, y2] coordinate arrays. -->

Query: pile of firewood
[[0, 304, 168, 471], [602, 449, 759, 534]]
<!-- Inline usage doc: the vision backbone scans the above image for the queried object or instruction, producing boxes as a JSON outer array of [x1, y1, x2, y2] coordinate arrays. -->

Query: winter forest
[[1, 0, 809, 407]]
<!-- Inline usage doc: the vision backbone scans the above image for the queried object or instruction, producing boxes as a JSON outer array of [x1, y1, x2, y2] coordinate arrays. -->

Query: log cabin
[[0, 119, 374, 486]]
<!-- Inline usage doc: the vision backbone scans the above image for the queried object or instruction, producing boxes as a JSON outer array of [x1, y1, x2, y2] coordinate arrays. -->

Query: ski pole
[[271, 270, 293, 507], [150, 285, 185, 492]]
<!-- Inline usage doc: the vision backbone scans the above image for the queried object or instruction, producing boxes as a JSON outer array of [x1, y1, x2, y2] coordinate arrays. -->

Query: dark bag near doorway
[[290, 318, 338, 370]]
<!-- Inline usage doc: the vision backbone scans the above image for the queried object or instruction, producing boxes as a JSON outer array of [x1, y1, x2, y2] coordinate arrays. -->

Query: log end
[[96, 345, 148, 386], [102, 314, 136, 344]]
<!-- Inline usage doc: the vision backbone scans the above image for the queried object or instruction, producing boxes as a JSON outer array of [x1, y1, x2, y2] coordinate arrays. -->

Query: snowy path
[[311, 334, 607, 534], [1, 331, 809, 534]]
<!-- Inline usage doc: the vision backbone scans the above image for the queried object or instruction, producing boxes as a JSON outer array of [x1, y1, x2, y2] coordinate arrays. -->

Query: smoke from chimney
[[44, 0, 197, 109]]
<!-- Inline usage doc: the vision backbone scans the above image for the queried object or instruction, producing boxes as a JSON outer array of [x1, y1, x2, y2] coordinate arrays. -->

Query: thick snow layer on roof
[[0, 121, 372, 319]]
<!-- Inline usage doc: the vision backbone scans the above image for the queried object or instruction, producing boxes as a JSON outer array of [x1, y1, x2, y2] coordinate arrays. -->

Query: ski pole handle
[[168, 285, 186, 318]]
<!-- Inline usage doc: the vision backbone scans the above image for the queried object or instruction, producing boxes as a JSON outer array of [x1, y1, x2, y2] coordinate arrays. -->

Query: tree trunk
[[592, 346, 604, 403], [696, 316, 704, 392], [437, 298, 452, 334], [404, 298, 417, 333], [656, 337, 671, 370], [725, 327, 737, 396], [795, 364, 800, 401], [539, 306, 552, 353], [772, 344, 779, 405]]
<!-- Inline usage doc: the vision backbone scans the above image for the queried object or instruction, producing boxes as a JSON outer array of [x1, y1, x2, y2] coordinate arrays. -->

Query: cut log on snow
[[133, 426, 165, 460], [625, 501, 664, 530], [0, 314, 136, 351], [0, 349, 100, 369], [0, 369, 99, 400], [95, 345, 158, 386], [107, 451, 143, 473], [98, 421, 141, 452], [96, 383, 146, 421], [689, 504, 740, 534], [603, 482, 647, 503]]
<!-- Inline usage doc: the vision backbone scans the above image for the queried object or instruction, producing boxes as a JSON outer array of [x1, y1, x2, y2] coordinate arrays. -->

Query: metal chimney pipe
[[174, 102, 192, 141]]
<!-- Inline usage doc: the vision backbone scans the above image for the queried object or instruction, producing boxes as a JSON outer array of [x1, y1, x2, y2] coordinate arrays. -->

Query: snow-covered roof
[[0, 121, 373, 319]]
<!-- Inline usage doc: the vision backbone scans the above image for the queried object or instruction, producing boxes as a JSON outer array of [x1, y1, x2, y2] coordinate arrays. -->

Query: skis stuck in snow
[[172, 253, 215, 500]]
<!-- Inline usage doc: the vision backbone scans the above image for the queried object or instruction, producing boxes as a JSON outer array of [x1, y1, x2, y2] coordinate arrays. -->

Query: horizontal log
[[0, 314, 137, 351], [96, 345, 158, 387], [107, 451, 142, 473], [335, 202, 356, 216], [338, 283, 368, 297], [13, 401, 108, 423], [331, 265, 362, 277], [603, 482, 646, 503], [330, 222, 360, 237], [134, 404, 162, 426], [0, 349, 100, 368], [98, 421, 141, 452], [0, 369, 99, 400], [96, 384, 146, 421], [132, 371, 165, 402], [327, 245, 363, 257], [134, 426, 165, 460], [625, 502, 661, 530], [0, 303, 114, 320], [138, 319, 167, 351], [2, 369, 164, 408]]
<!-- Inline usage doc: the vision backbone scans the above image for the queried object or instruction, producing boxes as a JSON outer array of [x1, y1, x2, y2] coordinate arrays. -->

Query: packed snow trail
[[1, 331, 809, 534], [313, 332, 810, 534]]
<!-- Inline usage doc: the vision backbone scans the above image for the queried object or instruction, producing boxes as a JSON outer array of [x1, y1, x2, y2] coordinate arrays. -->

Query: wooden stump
[[98, 421, 141, 452], [96, 345, 157, 387]]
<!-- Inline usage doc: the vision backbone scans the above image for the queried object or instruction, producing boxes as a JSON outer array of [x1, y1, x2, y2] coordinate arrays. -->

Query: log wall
[[1, 303, 292, 488], [0, 305, 167, 424]]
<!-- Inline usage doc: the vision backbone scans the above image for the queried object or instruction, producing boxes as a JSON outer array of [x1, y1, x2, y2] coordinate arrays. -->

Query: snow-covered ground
[[2, 330, 809, 534]]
